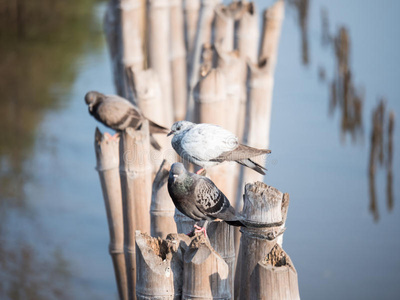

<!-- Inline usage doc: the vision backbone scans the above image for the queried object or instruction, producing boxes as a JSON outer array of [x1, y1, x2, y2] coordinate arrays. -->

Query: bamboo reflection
[[0, 0, 104, 298], [287, 0, 310, 65], [368, 99, 396, 221]]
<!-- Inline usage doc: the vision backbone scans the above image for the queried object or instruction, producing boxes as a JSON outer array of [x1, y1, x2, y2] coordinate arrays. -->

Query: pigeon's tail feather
[[237, 158, 266, 175], [150, 135, 162, 151], [148, 119, 169, 134], [225, 220, 246, 227]]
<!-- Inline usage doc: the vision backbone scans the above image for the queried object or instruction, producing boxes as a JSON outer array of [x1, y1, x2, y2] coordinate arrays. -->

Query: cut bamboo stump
[[147, 0, 174, 126], [183, 234, 231, 299], [151, 160, 177, 238], [94, 129, 128, 300], [250, 244, 300, 300], [234, 182, 299, 300], [170, 0, 188, 122], [214, 4, 235, 52], [119, 121, 152, 300], [104, 0, 144, 100], [135, 231, 184, 299]]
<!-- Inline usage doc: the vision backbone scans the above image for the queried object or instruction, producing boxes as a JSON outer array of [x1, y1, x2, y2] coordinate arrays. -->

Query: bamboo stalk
[[234, 182, 298, 299], [174, 209, 196, 235], [104, 0, 145, 101], [135, 231, 184, 299], [119, 121, 152, 300], [147, 0, 174, 126], [250, 244, 300, 300], [170, 0, 188, 122], [150, 160, 177, 238], [214, 4, 235, 52], [94, 128, 128, 300], [129, 68, 169, 174], [259, 0, 285, 73], [182, 234, 231, 299], [234, 1, 259, 142], [183, 0, 201, 56], [186, 0, 221, 122]]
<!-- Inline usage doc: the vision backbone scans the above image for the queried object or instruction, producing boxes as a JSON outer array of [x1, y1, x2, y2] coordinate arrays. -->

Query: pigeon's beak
[[173, 174, 179, 178], [167, 130, 174, 137]]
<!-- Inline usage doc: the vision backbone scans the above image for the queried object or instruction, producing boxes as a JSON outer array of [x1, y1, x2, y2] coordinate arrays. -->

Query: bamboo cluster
[[92, 0, 300, 299]]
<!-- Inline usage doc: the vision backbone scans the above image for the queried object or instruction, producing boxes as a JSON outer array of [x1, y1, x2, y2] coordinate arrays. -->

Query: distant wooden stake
[[183, 234, 231, 299], [94, 128, 128, 300], [135, 231, 184, 299], [119, 122, 152, 300], [150, 160, 177, 238], [147, 0, 174, 126], [104, 0, 144, 101], [235, 182, 299, 299], [170, 0, 188, 122]]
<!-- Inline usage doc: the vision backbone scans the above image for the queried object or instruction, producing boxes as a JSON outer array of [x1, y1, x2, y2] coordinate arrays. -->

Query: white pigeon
[[167, 121, 271, 175]]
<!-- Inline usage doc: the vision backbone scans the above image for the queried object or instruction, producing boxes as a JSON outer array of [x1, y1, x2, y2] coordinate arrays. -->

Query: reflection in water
[[287, 0, 310, 65], [0, 0, 104, 298], [368, 100, 395, 221]]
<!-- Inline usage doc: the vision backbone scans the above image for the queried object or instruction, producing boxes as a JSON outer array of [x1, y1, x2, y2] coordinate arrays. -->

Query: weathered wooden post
[[94, 129, 128, 300], [170, 0, 188, 122], [119, 122, 152, 300], [147, 0, 174, 126], [183, 234, 231, 299], [234, 182, 299, 300], [104, 0, 144, 100], [150, 160, 177, 238], [135, 231, 184, 299]]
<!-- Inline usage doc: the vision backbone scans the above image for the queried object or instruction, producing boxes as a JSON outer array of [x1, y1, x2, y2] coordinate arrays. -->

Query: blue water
[[1, 0, 399, 299]]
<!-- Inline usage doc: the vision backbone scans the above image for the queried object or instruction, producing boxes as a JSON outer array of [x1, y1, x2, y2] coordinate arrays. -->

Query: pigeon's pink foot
[[104, 132, 120, 141], [196, 168, 207, 176], [194, 224, 207, 237]]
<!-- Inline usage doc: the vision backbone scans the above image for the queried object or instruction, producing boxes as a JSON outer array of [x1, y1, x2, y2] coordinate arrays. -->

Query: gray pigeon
[[85, 91, 168, 150], [167, 120, 271, 174], [168, 162, 244, 235]]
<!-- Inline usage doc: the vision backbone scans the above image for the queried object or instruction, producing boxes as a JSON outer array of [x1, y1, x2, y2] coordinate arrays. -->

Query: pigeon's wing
[[193, 176, 238, 222], [210, 144, 271, 162], [181, 124, 239, 161], [97, 96, 143, 130]]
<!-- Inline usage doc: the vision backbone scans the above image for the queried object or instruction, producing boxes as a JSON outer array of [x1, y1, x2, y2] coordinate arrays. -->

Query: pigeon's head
[[169, 162, 187, 181], [167, 121, 195, 137], [85, 91, 104, 108]]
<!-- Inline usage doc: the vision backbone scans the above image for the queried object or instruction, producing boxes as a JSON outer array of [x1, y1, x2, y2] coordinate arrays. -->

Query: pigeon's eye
[[176, 126, 181, 131]]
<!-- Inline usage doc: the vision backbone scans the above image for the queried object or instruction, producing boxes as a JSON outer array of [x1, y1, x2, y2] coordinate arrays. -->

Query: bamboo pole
[[104, 0, 145, 101], [135, 231, 183, 299], [186, 0, 221, 122], [174, 209, 196, 235], [129, 68, 169, 174], [119, 121, 152, 300], [234, 1, 259, 142], [150, 160, 177, 238], [250, 244, 300, 300], [170, 0, 188, 122], [234, 182, 299, 299], [147, 0, 174, 126], [94, 128, 128, 300], [182, 234, 231, 299], [183, 0, 201, 56], [214, 4, 234, 53], [259, 0, 285, 74]]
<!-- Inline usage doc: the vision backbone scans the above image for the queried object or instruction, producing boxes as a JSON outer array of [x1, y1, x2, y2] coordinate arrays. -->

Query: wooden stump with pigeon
[[89, 0, 300, 299]]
